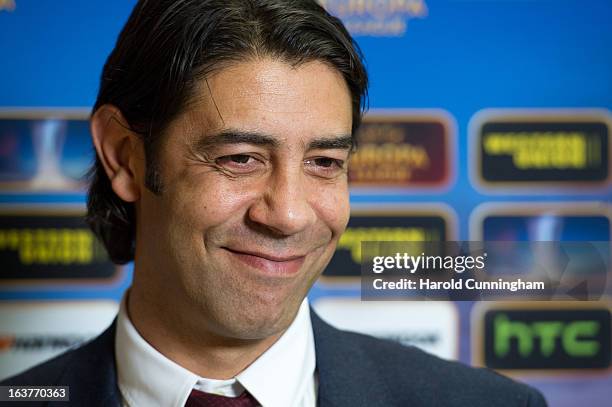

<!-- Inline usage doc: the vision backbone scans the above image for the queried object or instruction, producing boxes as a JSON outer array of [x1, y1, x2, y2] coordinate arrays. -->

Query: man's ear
[[90, 105, 143, 202]]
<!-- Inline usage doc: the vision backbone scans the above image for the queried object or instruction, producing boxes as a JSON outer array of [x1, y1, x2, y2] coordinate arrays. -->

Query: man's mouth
[[222, 247, 307, 276]]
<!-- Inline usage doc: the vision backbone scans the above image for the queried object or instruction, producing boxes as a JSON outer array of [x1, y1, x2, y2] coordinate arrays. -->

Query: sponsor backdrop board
[[0, 110, 92, 192], [1, 1, 611, 405], [470, 109, 611, 191], [0, 205, 123, 285], [348, 110, 455, 191], [313, 298, 459, 360], [0, 301, 118, 380], [323, 205, 456, 279], [472, 302, 612, 373]]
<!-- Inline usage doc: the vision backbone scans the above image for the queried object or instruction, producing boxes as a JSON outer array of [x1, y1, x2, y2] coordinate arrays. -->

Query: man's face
[[135, 58, 353, 340]]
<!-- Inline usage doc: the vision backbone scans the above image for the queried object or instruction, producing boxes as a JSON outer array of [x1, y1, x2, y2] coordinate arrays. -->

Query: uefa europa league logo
[[29, 119, 79, 190], [0, 0, 16, 12]]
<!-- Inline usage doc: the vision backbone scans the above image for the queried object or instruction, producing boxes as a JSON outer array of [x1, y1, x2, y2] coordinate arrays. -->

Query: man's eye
[[216, 154, 254, 165], [313, 157, 337, 168], [312, 157, 344, 168], [304, 157, 346, 178], [228, 154, 251, 164], [215, 154, 264, 174]]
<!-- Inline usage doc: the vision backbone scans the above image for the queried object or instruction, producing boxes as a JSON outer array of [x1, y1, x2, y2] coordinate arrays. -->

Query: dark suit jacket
[[2, 310, 546, 406]]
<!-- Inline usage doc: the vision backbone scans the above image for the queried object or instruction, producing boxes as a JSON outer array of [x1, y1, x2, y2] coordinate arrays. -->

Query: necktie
[[185, 388, 259, 407]]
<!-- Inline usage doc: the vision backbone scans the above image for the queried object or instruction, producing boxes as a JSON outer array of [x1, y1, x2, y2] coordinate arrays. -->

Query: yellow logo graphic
[[338, 227, 432, 262], [483, 131, 597, 170], [0, 0, 15, 12], [0, 228, 101, 265], [319, 0, 428, 36]]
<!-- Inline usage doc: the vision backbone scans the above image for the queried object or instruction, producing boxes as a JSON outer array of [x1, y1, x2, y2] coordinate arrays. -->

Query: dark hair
[[87, 0, 368, 264]]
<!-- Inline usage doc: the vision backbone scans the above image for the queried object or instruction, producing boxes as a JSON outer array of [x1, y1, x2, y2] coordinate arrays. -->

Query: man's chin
[[210, 300, 302, 342]]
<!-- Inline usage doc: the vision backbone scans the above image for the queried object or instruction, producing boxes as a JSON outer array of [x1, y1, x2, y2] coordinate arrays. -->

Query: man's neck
[[126, 286, 283, 379]]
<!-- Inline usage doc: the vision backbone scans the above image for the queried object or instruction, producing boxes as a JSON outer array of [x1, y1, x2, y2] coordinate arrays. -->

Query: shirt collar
[[115, 293, 315, 407], [237, 298, 315, 407]]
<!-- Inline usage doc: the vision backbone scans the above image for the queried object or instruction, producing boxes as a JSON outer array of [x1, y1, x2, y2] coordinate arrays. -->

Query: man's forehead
[[202, 60, 347, 110], [173, 58, 353, 145]]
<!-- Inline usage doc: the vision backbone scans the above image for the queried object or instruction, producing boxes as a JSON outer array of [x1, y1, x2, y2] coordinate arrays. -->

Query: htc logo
[[482, 308, 611, 370]]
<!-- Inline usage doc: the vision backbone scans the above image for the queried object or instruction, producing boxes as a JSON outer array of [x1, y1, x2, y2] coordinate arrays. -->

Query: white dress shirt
[[115, 294, 317, 407]]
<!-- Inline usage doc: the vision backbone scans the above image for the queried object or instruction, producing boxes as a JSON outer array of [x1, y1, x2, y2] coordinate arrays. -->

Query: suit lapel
[[50, 320, 121, 407], [311, 309, 394, 407]]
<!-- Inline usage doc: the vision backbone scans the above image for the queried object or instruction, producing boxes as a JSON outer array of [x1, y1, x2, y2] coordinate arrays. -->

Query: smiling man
[[2, 1, 547, 406]]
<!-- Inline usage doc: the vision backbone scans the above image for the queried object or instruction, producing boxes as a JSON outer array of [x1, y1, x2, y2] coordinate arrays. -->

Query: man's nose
[[247, 166, 317, 236]]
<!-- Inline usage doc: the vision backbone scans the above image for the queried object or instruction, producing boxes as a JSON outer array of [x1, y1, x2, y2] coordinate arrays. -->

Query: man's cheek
[[329, 197, 351, 235], [316, 183, 349, 219]]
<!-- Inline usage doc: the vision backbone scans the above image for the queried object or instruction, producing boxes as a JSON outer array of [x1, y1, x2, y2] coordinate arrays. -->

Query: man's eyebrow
[[307, 135, 354, 151], [192, 130, 354, 151], [193, 130, 280, 150]]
